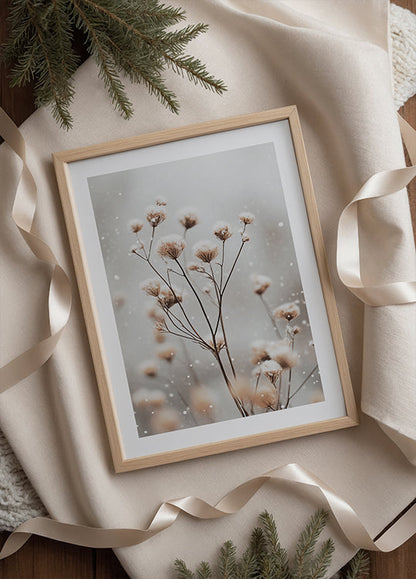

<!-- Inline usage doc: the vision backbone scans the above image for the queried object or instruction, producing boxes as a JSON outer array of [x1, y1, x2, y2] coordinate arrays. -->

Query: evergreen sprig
[[2, 0, 227, 129], [340, 550, 370, 579], [173, 510, 370, 579]]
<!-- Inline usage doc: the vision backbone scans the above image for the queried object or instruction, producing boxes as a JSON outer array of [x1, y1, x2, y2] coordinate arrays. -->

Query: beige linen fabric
[[1, 0, 415, 576]]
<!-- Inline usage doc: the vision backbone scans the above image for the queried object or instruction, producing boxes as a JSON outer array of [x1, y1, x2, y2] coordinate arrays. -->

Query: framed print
[[53, 106, 358, 473]]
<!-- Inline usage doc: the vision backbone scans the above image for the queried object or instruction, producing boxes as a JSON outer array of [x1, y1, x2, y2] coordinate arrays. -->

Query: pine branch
[[172, 510, 339, 579], [2, 0, 226, 129], [309, 538, 335, 579], [196, 561, 213, 579], [259, 510, 290, 579], [237, 549, 257, 579], [72, 0, 134, 119], [342, 550, 370, 579], [293, 510, 329, 579], [174, 558, 195, 579], [218, 541, 238, 579]]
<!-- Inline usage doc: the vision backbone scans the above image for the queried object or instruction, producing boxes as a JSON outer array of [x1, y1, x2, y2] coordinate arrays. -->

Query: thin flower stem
[[213, 351, 248, 417], [144, 256, 206, 345], [259, 294, 283, 340], [221, 241, 245, 296], [148, 226, 155, 257], [209, 263, 237, 379], [219, 240, 225, 291], [175, 259, 216, 340], [284, 331, 295, 407], [173, 259, 246, 414], [163, 308, 200, 343], [276, 374, 282, 410], [286, 364, 318, 406]]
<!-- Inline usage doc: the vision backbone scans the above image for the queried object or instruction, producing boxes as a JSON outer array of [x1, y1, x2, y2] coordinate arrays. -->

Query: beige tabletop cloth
[[1, 0, 416, 576]]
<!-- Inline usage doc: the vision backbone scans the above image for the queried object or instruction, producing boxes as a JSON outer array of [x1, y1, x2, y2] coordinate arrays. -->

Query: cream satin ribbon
[[1, 462, 416, 560], [1, 108, 416, 560], [0, 109, 72, 393], [337, 115, 416, 306]]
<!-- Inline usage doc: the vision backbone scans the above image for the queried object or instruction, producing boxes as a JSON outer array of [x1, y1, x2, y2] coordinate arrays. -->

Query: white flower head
[[132, 388, 166, 409], [157, 234, 185, 260], [158, 286, 183, 309], [251, 274, 272, 295], [273, 302, 300, 322], [239, 211, 255, 225], [260, 359, 282, 382], [157, 344, 176, 363], [139, 361, 158, 377], [253, 384, 277, 408], [267, 341, 297, 369], [188, 262, 206, 273], [140, 278, 161, 297], [129, 219, 144, 234], [152, 407, 182, 433], [193, 240, 219, 263], [251, 340, 271, 365], [213, 221, 232, 241], [145, 205, 167, 228], [190, 386, 216, 417], [178, 208, 199, 230]]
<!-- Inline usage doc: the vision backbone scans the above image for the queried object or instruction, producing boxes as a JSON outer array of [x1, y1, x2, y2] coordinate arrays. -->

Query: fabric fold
[[1, 1, 415, 577]]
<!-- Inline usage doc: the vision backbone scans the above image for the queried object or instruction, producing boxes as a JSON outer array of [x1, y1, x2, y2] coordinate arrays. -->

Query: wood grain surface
[[1, 1, 415, 577]]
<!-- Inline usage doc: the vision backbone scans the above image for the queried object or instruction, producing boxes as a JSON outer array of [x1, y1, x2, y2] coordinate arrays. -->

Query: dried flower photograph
[[88, 142, 325, 438]]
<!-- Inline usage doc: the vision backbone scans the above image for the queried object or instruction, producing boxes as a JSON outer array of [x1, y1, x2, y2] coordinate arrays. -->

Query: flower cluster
[[129, 197, 316, 432]]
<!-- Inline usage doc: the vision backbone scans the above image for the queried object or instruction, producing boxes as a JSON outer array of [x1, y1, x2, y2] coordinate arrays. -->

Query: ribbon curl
[[1, 462, 416, 560], [337, 115, 416, 306], [0, 109, 72, 392]]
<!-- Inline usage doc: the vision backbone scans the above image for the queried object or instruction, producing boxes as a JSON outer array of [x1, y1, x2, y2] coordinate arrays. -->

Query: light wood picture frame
[[53, 106, 358, 473]]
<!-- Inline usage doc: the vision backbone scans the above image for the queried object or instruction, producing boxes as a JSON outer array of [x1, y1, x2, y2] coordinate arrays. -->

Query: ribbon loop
[[336, 115, 416, 307]]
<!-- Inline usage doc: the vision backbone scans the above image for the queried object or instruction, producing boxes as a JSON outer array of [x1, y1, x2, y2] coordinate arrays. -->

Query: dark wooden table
[[1, 1, 415, 577]]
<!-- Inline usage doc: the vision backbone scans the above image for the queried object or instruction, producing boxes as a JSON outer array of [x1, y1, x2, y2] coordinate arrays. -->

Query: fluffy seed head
[[251, 274, 272, 295], [273, 302, 300, 322], [152, 407, 182, 433], [140, 278, 161, 297], [190, 386, 216, 417], [194, 240, 219, 263], [155, 196, 167, 206], [139, 361, 158, 377], [188, 262, 205, 273], [132, 388, 166, 409], [157, 344, 176, 363], [158, 286, 183, 309], [153, 326, 166, 343], [242, 234, 250, 243], [267, 342, 297, 369], [147, 305, 165, 323], [157, 234, 185, 260], [260, 360, 282, 383], [239, 211, 255, 224], [129, 219, 144, 234], [178, 208, 199, 230], [213, 221, 232, 241], [253, 384, 277, 408], [145, 205, 167, 228], [251, 340, 271, 365], [234, 376, 255, 403]]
